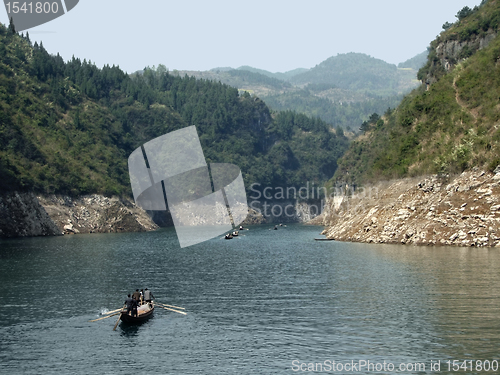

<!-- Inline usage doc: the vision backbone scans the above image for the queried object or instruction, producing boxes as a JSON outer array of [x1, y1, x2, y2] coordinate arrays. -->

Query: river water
[[0, 224, 499, 374]]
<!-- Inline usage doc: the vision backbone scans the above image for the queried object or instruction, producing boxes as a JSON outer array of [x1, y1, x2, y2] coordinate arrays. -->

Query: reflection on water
[[0, 225, 499, 374], [120, 324, 142, 337], [365, 245, 500, 361]]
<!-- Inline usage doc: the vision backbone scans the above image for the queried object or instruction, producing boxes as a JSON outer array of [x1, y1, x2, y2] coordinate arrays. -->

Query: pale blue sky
[[1, 0, 484, 73]]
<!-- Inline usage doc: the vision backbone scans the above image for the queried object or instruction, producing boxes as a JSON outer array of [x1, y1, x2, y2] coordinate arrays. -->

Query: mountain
[[0, 24, 348, 199], [236, 65, 309, 80], [398, 50, 428, 70], [174, 53, 421, 131], [331, 0, 500, 185], [262, 52, 421, 130], [162, 68, 291, 98], [226, 68, 292, 91], [289, 52, 418, 96]]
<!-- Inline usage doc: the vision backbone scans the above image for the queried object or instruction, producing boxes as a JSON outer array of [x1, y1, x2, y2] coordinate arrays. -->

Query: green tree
[[369, 113, 380, 124], [360, 121, 370, 133], [442, 21, 453, 30], [8, 17, 15, 34], [456, 6, 473, 20]]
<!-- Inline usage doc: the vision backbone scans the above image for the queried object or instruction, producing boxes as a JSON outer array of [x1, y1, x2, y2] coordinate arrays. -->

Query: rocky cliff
[[0, 192, 61, 238], [423, 30, 498, 85], [0, 193, 158, 238], [248, 199, 323, 223], [320, 169, 500, 247], [435, 30, 497, 72], [419, 0, 500, 86]]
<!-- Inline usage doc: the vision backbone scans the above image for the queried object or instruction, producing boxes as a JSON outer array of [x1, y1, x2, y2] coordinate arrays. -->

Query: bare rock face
[[321, 170, 500, 247], [436, 31, 497, 70], [0, 193, 158, 238], [0, 192, 61, 238], [424, 31, 497, 85], [37, 195, 158, 235], [241, 208, 266, 225]]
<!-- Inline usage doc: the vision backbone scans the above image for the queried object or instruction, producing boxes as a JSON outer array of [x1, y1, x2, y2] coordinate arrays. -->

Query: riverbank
[[0, 192, 158, 238], [0, 191, 269, 238], [318, 169, 500, 247]]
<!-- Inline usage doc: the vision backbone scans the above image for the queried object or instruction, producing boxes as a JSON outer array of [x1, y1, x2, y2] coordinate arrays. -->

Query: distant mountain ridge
[[289, 52, 416, 96], [236, 65, 309, 80], [398, 50, 428, 70], [175, 52, 422, 131], [183, 52, 421, 98]]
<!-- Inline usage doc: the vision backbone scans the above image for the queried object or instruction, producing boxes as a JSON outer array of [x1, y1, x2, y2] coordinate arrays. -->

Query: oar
[[156, 302, 186, 310], [156, 302, 185, 310], [89, 312, 121, 322], [157, 305, 187, 315], [113, 305, 126, 331], [101, 307, 123, 315]]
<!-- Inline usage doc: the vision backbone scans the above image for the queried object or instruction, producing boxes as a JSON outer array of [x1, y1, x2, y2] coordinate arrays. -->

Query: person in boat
[[132, 289, 141, 302], [144, 288, 155, 304], [140, 289, 144, 304], [125, 294, 135, 316], [239, 225, 244, 230], [131, 298, 138, 317], [274, 225, 278, 230]]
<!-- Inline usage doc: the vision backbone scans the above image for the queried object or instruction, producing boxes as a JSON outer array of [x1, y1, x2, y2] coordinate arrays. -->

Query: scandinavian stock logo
[[128, 126, 248, 248], [3, 0, 79, 32]]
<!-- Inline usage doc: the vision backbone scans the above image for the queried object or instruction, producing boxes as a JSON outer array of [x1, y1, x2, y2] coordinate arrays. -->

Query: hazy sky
[[1, 0, 484, 73]]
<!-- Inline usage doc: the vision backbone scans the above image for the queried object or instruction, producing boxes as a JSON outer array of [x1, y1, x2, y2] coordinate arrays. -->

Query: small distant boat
[[119, 302, 155, 324], [314, 238, 334, 241]]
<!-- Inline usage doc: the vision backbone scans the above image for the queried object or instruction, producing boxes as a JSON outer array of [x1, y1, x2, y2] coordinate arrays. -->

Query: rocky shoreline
[[318, 169, 500, 247], [37, 195, 159, 235], [0, 192, 61, 238], [0, 191, 268, 239], [0, 192, 158, 238], [9, 168, 500, 246]]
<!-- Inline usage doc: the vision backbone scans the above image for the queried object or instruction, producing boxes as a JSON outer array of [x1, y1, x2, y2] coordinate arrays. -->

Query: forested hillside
[[332, 0, 500, 185], [262, 89, 403, 131], [0, 22, 348, 198]]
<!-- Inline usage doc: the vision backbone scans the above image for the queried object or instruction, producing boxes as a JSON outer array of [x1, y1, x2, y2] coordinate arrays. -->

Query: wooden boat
[[120, 302, 155, 324], [92, 300, 185, 331], [314, 238, 334, 241]]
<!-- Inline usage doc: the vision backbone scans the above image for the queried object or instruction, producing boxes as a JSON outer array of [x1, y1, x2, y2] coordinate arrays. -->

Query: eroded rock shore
[[38, 195, 158, 235], [0, 193, 158, 238], [0, 192, 266, 239], [319, 169, 500, 247]]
